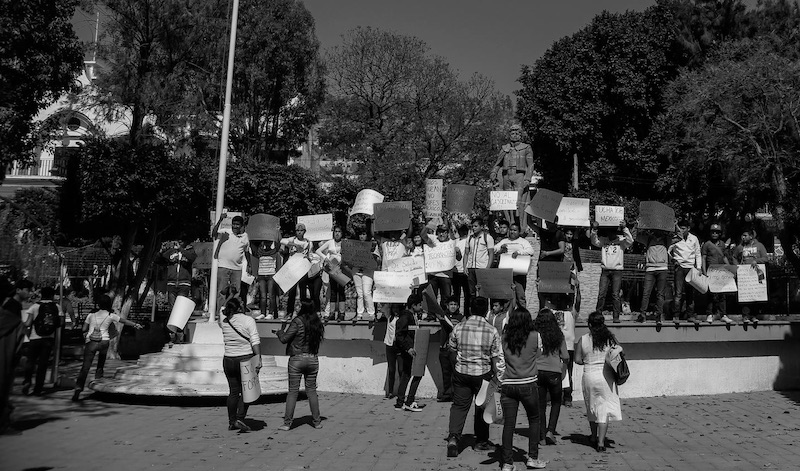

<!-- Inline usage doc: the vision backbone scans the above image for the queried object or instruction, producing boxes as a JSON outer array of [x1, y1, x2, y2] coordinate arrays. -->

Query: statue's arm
[[522, 145, 535, 183]]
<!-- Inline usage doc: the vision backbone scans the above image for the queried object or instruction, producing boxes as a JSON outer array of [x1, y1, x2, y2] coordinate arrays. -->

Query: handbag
[[89, 312, 108, 342], [606, 345, 630, 386]]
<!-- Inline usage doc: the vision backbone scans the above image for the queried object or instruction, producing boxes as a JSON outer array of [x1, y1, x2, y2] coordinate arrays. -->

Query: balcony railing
[[6, 159, 62, 178]]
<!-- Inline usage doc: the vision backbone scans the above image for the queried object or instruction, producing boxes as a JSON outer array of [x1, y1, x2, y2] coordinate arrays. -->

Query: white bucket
[[167, 296, 196, 332]]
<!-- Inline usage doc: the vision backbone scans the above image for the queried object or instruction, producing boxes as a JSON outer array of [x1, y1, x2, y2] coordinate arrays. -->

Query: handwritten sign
[[341, 239, 377, 270], [556, 197, 590, 227], [595, 205, 625, 227], [411, 328, 431, 376], [490, 191, 518, 211], [424, 240, 456, 273], [498, 254, 531, 276], [297, 213, 333, 242], [475, 268, 513, 299], [537, 261, 573, 293], [373, 271, 415, 303], [240, 355, 262, 404], [737, 264, 768, 302], [526, 188, 563, 223], [350, 189, 385, 216], [386, 256, 426, 281], [425, 179, 443, 219], [638, 201, 675, 232], [210, 210, 243, 235], [193, 242, 213, 269], [247, 213, 280, 241], [446, 184, 476, 214], [708, 264, 737, 293], [374, 201, 412, 232], [273, 254, 312, 292]]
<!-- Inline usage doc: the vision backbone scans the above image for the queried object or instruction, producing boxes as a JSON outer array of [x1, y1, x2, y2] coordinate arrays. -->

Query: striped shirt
[[221, 314, 260, 357], [449, 315, 505, 377]]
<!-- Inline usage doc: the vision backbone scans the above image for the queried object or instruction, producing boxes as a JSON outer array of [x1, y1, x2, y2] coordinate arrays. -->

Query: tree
[[654, 39, 800, 274], [0, 0, 83, 180], [319, 27, 512, 209]]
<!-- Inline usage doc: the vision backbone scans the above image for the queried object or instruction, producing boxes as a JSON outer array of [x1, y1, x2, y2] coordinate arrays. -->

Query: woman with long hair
[[317, 225, 347, 320], [534, 309, 569, 446], [574, 311, 622, 452], [219, 296, 261, 432], [277, 300, 325, 430], [500, 308, 547, 470]]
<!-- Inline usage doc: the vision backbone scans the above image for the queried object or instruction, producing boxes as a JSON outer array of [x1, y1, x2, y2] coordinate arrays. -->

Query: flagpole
[[208, 0, 240, 322]]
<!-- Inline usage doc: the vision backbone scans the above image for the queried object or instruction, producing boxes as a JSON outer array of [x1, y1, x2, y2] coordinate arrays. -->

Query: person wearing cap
[[702, 224, 734, 324], [669, 220, 702, 323], [281, 223, 312, 318]]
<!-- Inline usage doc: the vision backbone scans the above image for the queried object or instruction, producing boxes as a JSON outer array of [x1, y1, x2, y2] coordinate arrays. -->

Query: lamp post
[[208, 0, 240, 322]]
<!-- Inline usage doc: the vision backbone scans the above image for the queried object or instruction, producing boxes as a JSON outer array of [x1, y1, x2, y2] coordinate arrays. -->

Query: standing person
[[636, 229, 672, 325], [350, 230, 377, 321], [534, 309, 569, 447], [219, 296, 261, 432], [72, 295, 143, 402], [732, 229, 769, 325], [536, 217, 567, 311], [702, 224, 733, 324], [213, 214, 252, 315], [446, 297, 505, 458], [21, 286, 61, 396], [499, 307, 547, 470], [464, 218, 495, 309], [422, 224, 455, 308], [669, 220, 702, 323], [452, 224, 470, 316], [318, 225, 347, 320], [277, 300, 325, 430], [555, 308, 576, 407], [434, 296, 463, 402], [383, 304, 402, 399], [562, 228, 583, 313], [0, 280, 33, 433], [158, 239, 196, 343], [306, 247, 325, 316], [590, 222, 633, 323], [251, 240, 282, 319], [496, 222, 534, 310], [488, 299, 511, 333], [575, 311, 623, 452], [394, 294, 426, 412], [281, 224, 312, 317]]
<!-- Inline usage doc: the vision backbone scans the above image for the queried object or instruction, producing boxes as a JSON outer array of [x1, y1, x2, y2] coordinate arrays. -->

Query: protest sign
[[446, 184, 476, 214], [240, 355, 262, 404], [708, 264, 738, 293], [556, 197, 590, 227], [341, 239, 377, 269], [737, 264, 768, 302], [210, 210, 243, 235], [595, 205, 625, 227], [423, 240, 456, 273], [193, 242, 213, 269], [537, 261, 573, 293], [526, 188, 563, 223], [386, 256, 426, 281], [422, 284, 445, 317], [684, 268, 708, 294], [490, 191, 518, 211], [373, 271, 415, 303], [350, 189, 385, 216], [638, 201, 675, 232], [498, 254, 532, 276], [246, 213, 280, 241], [373, 201, 412, 232], [297, 213, 333, 241], [475, 268, 513, 299], [425, 179, 443, 219], [273, 254, 312, 293], [411, 328, 431, 376]]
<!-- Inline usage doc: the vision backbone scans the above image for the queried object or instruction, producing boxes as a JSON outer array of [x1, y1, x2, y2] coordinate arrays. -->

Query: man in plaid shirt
[[446, 297, 506, 457]]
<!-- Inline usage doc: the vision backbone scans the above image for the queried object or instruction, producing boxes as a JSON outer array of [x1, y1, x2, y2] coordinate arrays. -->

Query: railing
[[6, 159, 60, 178]]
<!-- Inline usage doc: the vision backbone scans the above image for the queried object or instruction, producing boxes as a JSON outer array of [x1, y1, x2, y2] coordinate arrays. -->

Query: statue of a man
[[490, 124, 534, 191]]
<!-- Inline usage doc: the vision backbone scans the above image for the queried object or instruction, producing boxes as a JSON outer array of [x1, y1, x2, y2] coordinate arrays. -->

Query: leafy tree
[[0, 0, 83, 179], [319, 27, 512, 209]]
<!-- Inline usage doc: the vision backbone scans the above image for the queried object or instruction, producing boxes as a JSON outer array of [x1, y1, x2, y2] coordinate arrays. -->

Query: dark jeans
[[438, 349, 456, 399], [75, 340, 110, 391], [286, 274, 309, 316], [640, 270, 667, 318], [596, 269, 622, 318], [307, 275, 323, 313], [223, 354, 253, 423], [673, 265, 695, 318], [329, 278, 346, 305], [448, 370, 492, 442], [500, 383, 540, 464], [257, 275, 279, 317], [285, 354, 321, 426], [395, 350, 417, 406], [512, 274, 527, 310], [385, 344, 401, 396], [429, 276, 452, 308], [23, 337, 54, 393], [467, 268, 479, 301], [537, 371, 563, 438], [452, 272, 471, 317], [706, 292, 728, 316]]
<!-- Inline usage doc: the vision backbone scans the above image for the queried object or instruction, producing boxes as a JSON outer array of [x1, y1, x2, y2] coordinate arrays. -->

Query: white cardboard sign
[[595, 205, 625, 227], [350, 189, 385, 216], [498, 254, 532, 276], [273, 254, 312, 292], [556, 197, 590, 227], [737, 264, 768, 302], [490, 191, 518, 211], [423, 240, 456, 273], [373, 271, 415, 303], [425, 179, 443, 219], [297, 213, 333, 242]]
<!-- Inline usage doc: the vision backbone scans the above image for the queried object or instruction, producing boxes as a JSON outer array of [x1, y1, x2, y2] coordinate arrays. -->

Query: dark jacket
[[277, 316, 311, 356], [394, 309, 417, 353], [158, 246, 197, 285]]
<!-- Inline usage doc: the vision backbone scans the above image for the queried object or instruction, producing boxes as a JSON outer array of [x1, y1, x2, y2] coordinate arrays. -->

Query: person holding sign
[[281, 224, 312, 317], [732, 229, 769, 325], [464, 217, 495, 310], [394, 294, 427, 412], [496, 222, 534, 310], [349, 230, 378, 321], [536, 217, 567, 311], [434, 296, 464, 402], [276, 300, 325, 430], [421, 224, 456, 309], [636, 229, 672, 325], [452, 224, 470, 316], [213, 214, 252, 315], [220, 296, 261, 433], [251, 240, 282, 319], [590, 222, 633, 323], [668, 220, 702, 323], [317, 225, 348, 321], [701, 224, 733, 324]]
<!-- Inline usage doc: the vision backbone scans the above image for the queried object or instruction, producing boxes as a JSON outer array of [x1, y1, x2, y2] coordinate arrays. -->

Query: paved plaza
[[2, 360, 800, 471]]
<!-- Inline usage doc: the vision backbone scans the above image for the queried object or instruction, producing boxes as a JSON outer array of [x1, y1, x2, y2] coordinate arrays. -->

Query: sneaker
[[526, 458, 547, 469], [446, 436, 459, 457], [501, 465, 516, 471], [356, 315, 364, 321], [721, 315, 734, 324], [278, 424, 291, 431], [312, 422, 323, 429], [706, 315, 714, 324], [231, 419, 251, 432], [254, 313, 266, 320], [403, 402, 424, 412], [635, 313, 645, 323], [394, 403, 404, 410]]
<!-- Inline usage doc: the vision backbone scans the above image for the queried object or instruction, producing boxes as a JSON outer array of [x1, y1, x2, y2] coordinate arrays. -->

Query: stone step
[[111, 365, 286, 384], [90, 376, 289, 397], [136, 352, 278, 369]]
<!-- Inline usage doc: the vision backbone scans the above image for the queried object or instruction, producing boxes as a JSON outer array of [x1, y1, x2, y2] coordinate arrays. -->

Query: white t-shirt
[[217, 232, 251, 270], [317, 239, 342, 264], [23, 301, 63, 340], [384, 317, 398, 346], [380, 240, 408, 270], [281, 236, 311, 257], [454, 237, 468, 274], [496, 237, 534, 257], [466, 232, 495, 269], [85, 310, 122, 342]]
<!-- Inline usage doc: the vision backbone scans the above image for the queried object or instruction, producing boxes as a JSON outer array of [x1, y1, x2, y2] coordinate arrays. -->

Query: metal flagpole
[[208, 0, 240, 322]]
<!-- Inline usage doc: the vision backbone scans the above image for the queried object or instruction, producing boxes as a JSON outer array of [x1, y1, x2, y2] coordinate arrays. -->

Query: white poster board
[[386, 256, 426, 281], [350, 189, 385, 216], [425, 179, 443, 220], [707, 265, 738, 293], [737, 264, 768, 302], [490, 191, 518, 211], [373, 271, 415, 303], [297, 213, 333, 242], [556, 197, 590, 227], [240, 356, 262, 404], [595, 205, 625, 227], [273, 254, 312, 292], [498, 254, 532, 276], [423, 240, 456, 273]]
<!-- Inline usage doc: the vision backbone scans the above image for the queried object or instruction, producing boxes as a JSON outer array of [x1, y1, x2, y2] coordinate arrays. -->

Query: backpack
[[33, 302, 60, 336]]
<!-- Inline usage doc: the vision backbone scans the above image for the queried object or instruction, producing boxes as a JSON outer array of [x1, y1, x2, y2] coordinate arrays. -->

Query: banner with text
[[707, 264, 738, 293], [423, 240, 456, 273], [737, 264, 768, 302], [350, 189, 385, 216], [373, 271, 416, 303], [556, 197, 590, 227], [386, 256, 426, 281], [490, 191, 518, 211], [297, 213, 333, 241], [425, 179, 443, 220], [595, 205, 625, 227]]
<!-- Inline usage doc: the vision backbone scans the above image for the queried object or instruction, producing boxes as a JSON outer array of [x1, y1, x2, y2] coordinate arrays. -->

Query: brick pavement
[[3, 360, 800, 471]]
